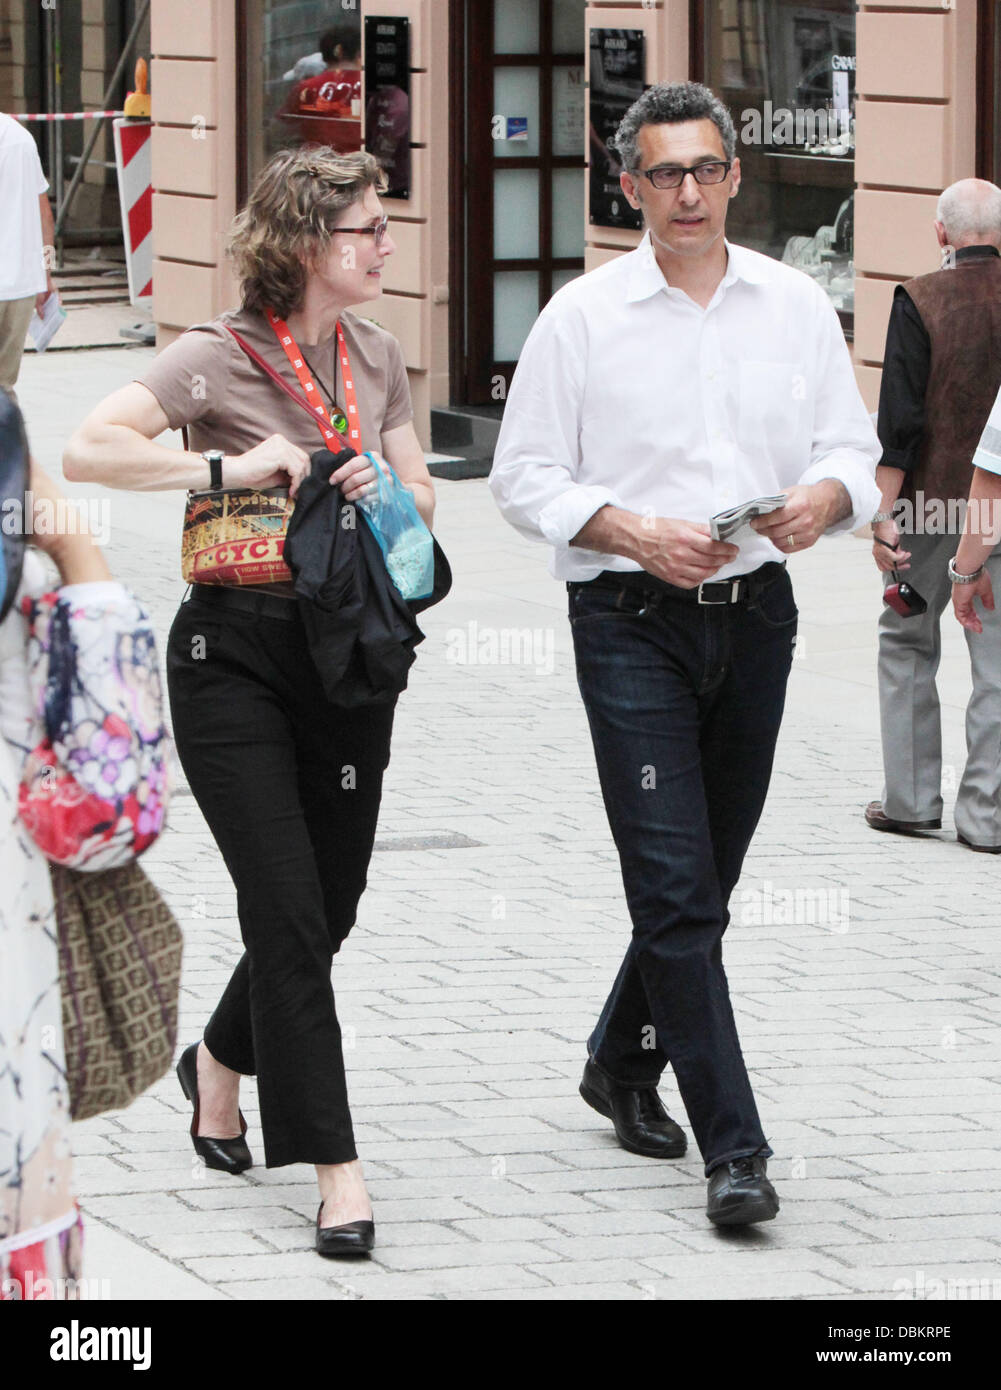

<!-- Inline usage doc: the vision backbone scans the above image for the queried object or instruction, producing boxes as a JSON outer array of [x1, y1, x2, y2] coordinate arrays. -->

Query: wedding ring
[[787, 534, 795, 548]]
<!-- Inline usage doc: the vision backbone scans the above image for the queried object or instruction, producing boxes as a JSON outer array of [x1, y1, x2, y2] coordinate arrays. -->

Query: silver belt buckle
[[697, 578, 741, 605]]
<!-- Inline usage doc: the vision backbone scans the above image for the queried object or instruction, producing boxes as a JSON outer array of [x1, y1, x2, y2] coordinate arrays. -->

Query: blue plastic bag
[[356, 452, 435, 601]]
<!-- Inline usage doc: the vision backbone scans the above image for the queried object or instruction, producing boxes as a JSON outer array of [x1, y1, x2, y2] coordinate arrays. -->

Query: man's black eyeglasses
[[635, 162, 732, 190]]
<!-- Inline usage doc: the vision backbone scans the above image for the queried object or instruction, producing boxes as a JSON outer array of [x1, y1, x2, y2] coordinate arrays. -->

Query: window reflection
[[704, 0, 856, 323], [244, 1, 362, 188]]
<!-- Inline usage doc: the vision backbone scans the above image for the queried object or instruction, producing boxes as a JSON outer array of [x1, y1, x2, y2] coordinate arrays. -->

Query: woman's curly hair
[[228, 147, 388, 318]]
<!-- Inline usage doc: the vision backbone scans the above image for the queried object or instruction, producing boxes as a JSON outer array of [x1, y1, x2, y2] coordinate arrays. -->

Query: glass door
[[458, 0, 586, 405]]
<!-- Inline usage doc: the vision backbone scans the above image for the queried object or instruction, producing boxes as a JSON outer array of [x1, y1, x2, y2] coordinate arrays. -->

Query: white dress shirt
[[490, 233, 881, 582]]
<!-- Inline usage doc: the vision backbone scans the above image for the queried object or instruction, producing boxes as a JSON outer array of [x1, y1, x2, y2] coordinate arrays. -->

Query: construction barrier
[[15, 110, 125, 122], [112, 119, 152, 306]]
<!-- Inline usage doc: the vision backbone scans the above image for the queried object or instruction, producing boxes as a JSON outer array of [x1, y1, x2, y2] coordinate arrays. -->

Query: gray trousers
[[878, 529, 1001, 845]]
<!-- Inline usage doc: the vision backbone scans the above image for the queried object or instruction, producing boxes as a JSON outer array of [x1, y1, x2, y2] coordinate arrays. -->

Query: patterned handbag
[[181, 485, 295, 586], [51, 860, 183, 1121]]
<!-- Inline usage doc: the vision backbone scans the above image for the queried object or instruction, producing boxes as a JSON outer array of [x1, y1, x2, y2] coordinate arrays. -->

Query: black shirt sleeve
[[876, 286, 930, 473]]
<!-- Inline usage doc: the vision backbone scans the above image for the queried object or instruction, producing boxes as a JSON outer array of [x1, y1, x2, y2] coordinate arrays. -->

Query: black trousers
[[166, 595, 395, 1168]]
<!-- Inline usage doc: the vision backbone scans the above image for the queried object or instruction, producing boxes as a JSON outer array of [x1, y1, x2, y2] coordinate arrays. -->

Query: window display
[[240, 1, 362, 194], [702, 0, 855, 327]]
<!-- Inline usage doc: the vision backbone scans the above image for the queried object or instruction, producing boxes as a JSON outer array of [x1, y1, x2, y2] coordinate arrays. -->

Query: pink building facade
[[146, 0, 992, 444]]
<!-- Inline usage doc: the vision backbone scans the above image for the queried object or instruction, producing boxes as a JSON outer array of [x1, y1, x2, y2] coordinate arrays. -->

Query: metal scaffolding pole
[[53, 0, 152, 244]]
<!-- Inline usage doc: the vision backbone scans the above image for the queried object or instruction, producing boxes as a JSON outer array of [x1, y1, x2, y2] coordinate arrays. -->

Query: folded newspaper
[[710, 493, 787, 542], [28, 292, 66, 353]]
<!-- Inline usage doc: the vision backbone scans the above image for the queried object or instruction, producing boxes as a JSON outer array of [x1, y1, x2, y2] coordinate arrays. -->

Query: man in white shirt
[[0, 112, 55, 393], [490, 81, 879, 1227]]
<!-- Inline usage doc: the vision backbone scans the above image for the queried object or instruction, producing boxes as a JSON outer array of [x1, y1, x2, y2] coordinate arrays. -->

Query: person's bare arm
[[29, 459, 111, 585], [37, 193, 56, 314], [571, 505, 738, 589], [64, 382, 312, 496], [952, 466, 1001, 634]]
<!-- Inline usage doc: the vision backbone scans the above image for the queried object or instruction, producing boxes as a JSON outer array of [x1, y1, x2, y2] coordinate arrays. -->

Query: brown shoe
[[958, 833, 1001, 855], [865, 801, 941, 835]]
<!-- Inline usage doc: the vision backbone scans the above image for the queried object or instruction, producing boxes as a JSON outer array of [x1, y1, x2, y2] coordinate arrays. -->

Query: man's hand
[[871, 517, 911, 573], [952, 571, 994, 634], [750, 481, 849, 554], [224, 434, 311, 497], [631, 517, 739, 589]]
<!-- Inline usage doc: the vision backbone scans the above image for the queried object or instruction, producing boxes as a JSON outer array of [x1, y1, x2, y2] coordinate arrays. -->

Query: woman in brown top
[[64, 147, 435, 1257]]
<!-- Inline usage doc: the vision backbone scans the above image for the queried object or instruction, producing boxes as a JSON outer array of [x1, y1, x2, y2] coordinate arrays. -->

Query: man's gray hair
[[937, 179, 1001, 247], [611, 81, 736, 171]]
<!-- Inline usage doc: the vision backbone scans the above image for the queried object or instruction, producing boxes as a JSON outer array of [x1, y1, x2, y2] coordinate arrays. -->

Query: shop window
[[239, 0, 362, 198], [700, 0, 856, 332], [978, 0, 1001, 184]]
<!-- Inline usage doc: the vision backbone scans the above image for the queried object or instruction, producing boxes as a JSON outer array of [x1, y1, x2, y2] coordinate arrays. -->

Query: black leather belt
[[575, 562, 786, 607], [187, 583, 299, 622]]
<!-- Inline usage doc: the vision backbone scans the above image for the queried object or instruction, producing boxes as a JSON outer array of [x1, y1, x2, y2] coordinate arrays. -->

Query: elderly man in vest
[[866, 179, 1001, 852]]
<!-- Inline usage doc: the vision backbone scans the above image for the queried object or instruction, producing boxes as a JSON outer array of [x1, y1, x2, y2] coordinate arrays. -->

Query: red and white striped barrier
[[15, 110, 125, 122], [112, 119, 152, 306]]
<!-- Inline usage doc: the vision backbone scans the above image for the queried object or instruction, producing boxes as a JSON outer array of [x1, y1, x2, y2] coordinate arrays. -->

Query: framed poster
[[588, 28, 645, 230], [364, 15, 411, 199]]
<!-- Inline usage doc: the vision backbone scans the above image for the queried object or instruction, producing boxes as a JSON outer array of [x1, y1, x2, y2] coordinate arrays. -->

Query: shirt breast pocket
[[737, 360, 805, 444]]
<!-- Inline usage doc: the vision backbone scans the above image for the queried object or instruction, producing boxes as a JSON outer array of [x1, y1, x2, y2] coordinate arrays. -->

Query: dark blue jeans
[[569, 565, 797, 1175]]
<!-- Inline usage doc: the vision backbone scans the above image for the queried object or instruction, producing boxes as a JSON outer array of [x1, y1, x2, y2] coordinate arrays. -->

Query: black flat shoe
[[176, 1042, 253, 1175], [706, 1155, 779, 1227], [315, 1205, 375, 1258], [579, 1058, 687, 1158]]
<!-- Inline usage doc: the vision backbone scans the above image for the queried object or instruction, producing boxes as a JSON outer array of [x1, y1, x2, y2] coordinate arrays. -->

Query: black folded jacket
[[283, 447, 425, 706]]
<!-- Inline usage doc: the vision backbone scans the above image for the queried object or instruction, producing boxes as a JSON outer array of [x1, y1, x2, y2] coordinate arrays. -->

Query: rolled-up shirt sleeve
[[489, 305, 624, 546], [796, 289, 881, 533]]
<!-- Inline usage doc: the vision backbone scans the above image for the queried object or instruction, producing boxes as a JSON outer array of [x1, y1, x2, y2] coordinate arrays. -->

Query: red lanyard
[[265, 308, 363, 451]]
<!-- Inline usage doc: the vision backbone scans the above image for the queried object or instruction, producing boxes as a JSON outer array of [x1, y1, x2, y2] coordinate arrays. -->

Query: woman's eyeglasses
[[332, 213, 390, 247]]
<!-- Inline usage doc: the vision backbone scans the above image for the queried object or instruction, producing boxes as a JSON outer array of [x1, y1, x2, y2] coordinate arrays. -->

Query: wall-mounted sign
[[364, 16, 410, 199], [588, 28, 645, 230]]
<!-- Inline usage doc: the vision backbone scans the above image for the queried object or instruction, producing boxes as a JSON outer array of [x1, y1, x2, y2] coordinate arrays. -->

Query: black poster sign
[[589, 28, 645, 230], [364, 16, 411, 199]]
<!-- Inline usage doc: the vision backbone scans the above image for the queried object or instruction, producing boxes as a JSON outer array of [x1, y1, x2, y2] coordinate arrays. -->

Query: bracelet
[[871, 511, 896, 526], [948, 556, 985, 584]]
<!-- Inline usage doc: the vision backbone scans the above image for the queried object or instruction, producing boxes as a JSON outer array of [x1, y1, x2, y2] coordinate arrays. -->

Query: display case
[[700, 0, 856, 331]]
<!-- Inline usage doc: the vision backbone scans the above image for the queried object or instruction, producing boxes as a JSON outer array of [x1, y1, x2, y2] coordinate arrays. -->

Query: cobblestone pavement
[[15, 348, 1001, 1302]]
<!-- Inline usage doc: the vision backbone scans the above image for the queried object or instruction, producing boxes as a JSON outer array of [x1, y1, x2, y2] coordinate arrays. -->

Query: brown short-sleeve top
[[136, 305, 413, 458]]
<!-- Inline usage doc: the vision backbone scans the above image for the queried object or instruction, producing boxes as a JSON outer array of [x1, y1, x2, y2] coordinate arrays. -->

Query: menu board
[[588, 28, 645, 230], [364, 16, 411, 199]]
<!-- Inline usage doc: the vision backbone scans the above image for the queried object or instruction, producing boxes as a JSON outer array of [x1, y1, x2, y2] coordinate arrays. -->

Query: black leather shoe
[[176, 1042, 252, 1175], [315, 1206, 375, 1257], [865, 801, 941, 835], [579, 1058, 686, 1158], [706, 1156, 779, 1226]]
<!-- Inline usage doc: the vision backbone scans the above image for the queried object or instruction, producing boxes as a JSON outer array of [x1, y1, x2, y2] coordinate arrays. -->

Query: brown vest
[[902, 255, 1001, 503]]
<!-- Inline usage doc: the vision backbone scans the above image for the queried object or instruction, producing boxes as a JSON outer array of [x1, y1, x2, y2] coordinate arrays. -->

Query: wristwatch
[[870, 511, 896, 525], [202, 449, 224, 490], [948, 556, 985, 584]]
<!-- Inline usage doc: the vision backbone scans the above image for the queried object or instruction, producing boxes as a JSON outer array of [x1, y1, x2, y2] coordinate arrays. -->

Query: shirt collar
[[955, 245, 1001, 263], [625, 232, 769, 303]]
